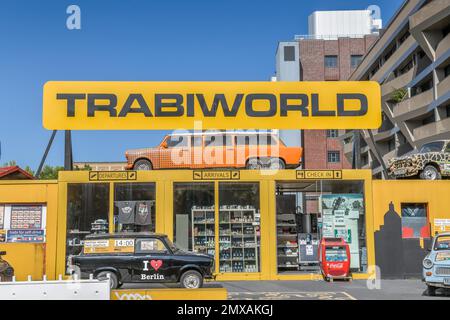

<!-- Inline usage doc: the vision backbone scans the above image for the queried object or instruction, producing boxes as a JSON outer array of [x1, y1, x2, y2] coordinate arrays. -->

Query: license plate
[[444, 278, 450, 285], [394, 168, 406, 175]]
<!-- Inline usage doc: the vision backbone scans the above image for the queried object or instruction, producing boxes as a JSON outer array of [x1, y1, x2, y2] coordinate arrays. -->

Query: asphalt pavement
[[123, 279, 450, 300]]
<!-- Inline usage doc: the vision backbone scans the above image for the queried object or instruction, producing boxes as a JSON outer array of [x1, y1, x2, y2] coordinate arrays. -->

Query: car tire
[[420, 165, 441, 180], [133, 159, 152, 171], [180, 270, 203, 289], [96, 271, 119, 289], [426, 285, 436, 296], [246, 158, 262, 170], [268, 158, 285, 170]]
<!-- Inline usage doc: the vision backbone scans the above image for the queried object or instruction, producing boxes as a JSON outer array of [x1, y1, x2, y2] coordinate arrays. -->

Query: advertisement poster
[[434, 219, 450, 233], [7, 229, 45, 243], [10, 205, 42, 229], [320, 194, 364, 269]]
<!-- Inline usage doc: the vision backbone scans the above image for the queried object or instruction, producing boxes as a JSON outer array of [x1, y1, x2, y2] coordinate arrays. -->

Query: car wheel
[[427, 285, 436, 296], [180, 270, 203, 289], [420, 165, 441, 180], [246, 158, 262, 170], [96, 271, 119, 289], [268, 158, 285, 170], [133, 159, 152, 171]]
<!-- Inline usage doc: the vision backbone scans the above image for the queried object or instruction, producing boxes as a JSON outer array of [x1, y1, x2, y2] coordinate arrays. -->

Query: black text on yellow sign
[[43, 81, 381, 130], [89, 171, 137, 181], [296, 170, 342, 179], [193, 170, 240, 180]]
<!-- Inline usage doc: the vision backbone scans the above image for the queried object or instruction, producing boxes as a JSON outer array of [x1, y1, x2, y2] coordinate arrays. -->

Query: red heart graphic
[[150, 260, 163, 271]]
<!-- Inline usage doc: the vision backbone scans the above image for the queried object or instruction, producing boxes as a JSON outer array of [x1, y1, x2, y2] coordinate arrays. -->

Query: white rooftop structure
[[305, 9, 382, 40]]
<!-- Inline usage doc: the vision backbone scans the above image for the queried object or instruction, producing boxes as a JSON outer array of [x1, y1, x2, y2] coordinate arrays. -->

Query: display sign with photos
[[7, 229, 45, 243], [320, 194, 364, 269], [83, 238, 135, 254], [0, 204, 46, 243], [10, 205, 42, 229]]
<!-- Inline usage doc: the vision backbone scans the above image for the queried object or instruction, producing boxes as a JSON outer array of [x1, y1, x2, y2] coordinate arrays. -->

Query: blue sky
[[0, 0, 403, 169]]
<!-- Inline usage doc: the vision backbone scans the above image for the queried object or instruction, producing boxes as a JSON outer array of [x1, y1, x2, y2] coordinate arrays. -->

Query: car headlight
[[423, 258, 433, 269]]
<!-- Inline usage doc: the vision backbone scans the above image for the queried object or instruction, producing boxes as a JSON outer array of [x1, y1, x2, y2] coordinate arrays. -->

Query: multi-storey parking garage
[[341, 0, 450, 178]]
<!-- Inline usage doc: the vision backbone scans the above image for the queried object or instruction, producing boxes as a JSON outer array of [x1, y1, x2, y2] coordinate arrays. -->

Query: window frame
[[350, 55, 363, 68], [327, 151, 341, 163], [283, 46, 295, 62], [324, 55, 338, 68], [167, 135, 190, 148], [135, 237, 170, 255]]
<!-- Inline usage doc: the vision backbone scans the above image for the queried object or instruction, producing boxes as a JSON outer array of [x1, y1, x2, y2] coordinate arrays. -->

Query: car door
[[190, 135, 204, 168], [132, 238, 175, 283], [159, 135, 191, 169], [203, 134, 230, 168]]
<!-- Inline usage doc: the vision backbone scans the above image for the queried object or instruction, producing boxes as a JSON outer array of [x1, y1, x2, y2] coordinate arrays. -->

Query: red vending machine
[[319, 237, 351, 282]]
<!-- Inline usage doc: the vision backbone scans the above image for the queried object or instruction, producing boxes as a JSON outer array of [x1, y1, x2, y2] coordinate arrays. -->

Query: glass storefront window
[[114, 183, 156, 233], [276, 180, 366, 274], [66, 183, 109, 268], [173, 183, 214, 254], [218, 182, 260, 273]]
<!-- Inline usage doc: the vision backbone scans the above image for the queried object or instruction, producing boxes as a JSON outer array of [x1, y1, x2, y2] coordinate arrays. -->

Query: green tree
[[391, 88, 407, 103], [74, 164, 93, 171], [24, 166, 35, 176], [38, 165, 64, 179], [2, 160, 17, 167]]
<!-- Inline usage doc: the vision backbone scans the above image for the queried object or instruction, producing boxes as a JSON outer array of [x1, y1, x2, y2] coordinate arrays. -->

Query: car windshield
[[419, 141, 444, 153], [164, 236, 179, 252], [434, 235, 450, 251]]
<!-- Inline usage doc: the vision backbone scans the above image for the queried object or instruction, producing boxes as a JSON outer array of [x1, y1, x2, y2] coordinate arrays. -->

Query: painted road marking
[[228, 291, 356, 300]]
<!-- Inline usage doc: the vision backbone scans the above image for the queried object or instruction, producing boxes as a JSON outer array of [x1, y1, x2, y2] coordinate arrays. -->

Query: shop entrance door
[[275, 180, 367, 275], [172, 181, 261, 275]]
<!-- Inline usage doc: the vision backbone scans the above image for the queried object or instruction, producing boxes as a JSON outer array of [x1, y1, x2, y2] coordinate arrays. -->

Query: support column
[[64, 130, 73, 170]]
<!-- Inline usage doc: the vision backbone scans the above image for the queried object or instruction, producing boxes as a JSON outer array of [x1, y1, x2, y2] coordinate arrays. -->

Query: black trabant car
[[69, 232, 214, 289]]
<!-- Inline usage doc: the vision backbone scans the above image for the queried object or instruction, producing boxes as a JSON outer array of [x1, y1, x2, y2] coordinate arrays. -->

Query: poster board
[[0, 204, 46, 243], [320, 194, 364, 269]]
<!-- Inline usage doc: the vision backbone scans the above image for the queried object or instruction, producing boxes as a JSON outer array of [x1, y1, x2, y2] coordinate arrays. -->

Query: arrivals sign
[[43, 81, 381, 130]]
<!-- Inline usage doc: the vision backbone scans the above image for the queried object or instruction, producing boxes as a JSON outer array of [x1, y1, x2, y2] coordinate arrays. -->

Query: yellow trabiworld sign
[[43, 81, 381, 130]]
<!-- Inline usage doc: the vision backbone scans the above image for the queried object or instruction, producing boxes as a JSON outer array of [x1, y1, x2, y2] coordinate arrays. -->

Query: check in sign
[[296, 170, 342, 179], [43, 81, 381, 130]]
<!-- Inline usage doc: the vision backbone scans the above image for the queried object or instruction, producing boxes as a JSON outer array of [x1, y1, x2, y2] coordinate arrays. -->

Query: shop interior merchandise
[[276, 180, 367, 274], [175, 182, 261, 273]]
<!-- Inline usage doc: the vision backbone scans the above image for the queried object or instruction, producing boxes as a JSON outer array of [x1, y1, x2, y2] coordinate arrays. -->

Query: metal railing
[[294, 33, 376, 40]]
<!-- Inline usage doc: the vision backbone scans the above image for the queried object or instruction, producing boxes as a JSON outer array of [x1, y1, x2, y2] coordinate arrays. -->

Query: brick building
[[275, 10, 380, 169], [297, 35, 378, 169]]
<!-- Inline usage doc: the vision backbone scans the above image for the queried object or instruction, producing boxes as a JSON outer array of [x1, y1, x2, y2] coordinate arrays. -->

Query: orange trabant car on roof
[[125, 131, 302, 170]]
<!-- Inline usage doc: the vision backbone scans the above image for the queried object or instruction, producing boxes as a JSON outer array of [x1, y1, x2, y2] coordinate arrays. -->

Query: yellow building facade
[[1, 170, 448, 281]]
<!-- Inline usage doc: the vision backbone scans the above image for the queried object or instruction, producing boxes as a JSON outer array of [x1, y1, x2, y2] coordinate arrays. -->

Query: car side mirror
[[427, 246, 432, 252], [161, 141, 168, 149], [0, 251, 6, 256]]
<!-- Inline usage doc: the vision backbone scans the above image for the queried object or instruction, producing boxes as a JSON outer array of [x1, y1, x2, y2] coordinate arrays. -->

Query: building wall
[[0, 181, 58, 280], [275, 41, 300, 81], [372, 180, 450, 278], [0, 172, 448, 281], [300, 35, 378, 169], [345, 0, 450, 178]]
